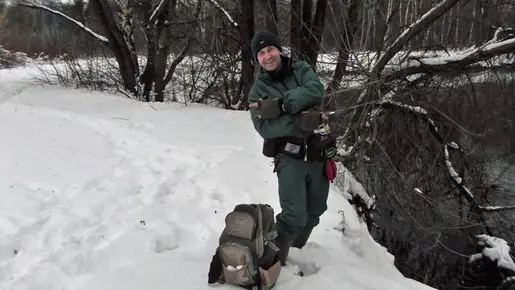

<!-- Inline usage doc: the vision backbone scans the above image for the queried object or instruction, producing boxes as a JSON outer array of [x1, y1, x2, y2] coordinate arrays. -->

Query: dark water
[[487, 158, 515, 194]]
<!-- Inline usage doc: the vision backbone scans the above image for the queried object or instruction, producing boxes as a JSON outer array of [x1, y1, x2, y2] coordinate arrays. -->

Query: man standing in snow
[[247, 31, 331, 266]]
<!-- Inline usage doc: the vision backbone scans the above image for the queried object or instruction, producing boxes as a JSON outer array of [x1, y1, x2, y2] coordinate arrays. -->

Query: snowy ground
[[0, 66, 435, 290]]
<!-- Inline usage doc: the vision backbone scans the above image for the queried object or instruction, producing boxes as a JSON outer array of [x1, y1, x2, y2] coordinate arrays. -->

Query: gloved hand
[[257, 97, 283, 119], [299, 109, 323, 132]]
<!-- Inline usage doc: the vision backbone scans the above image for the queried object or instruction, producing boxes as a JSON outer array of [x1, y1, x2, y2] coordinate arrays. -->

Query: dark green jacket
[[248, 56, 324, 140]]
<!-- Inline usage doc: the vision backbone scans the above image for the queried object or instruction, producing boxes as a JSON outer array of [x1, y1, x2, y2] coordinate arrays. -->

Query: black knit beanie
[[251, 31, 282, 61]]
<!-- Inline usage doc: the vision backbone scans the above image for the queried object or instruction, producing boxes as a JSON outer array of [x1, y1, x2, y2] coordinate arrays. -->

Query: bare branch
[[18, 1, 109, 45]]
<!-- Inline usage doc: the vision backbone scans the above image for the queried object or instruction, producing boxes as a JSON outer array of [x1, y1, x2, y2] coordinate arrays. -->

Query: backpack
[[207, 204, 281, 290]]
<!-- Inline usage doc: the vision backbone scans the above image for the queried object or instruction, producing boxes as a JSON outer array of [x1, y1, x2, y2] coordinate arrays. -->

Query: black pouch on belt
[[262, 139, 278, 157], [306, 133, 336, 161]]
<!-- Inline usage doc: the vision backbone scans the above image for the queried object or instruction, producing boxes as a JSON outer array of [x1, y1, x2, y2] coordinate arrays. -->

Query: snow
[[0, 66, 434, 290]]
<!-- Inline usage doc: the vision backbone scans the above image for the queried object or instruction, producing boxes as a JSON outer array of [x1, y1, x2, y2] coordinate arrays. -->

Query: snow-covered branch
[[149, 0, 170, 25], [470, 234, 515, 272], [478, 205, 515, 212], [443, 143, 475, 201], [386, 30, 515, 81], [372, 0, 460, 76], [18, 1, 109, 44], [205, 0, 238, 27]]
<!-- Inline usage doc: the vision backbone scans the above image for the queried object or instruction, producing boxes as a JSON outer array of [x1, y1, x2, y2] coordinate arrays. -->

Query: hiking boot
[[291, 227, 313, 249], [274, 234, 292, 266]]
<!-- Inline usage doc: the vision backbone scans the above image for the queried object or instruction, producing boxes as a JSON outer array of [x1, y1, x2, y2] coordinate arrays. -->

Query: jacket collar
[[258, 55, 294, 82]]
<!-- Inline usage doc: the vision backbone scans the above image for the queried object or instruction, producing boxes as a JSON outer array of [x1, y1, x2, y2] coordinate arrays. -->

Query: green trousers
[[274, 154, 330, 240]]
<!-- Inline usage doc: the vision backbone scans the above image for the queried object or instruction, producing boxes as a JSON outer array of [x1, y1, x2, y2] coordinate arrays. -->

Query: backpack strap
[[256, 205, 265, 258], [207, 249, 223, 284]]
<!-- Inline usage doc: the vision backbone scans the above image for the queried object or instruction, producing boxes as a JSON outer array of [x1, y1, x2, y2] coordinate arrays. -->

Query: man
[[247, 30, 331, 266]]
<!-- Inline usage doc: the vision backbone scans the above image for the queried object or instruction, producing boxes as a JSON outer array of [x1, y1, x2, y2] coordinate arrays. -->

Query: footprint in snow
[[152, 235, 179, 253], [286, 259, 320, 277]]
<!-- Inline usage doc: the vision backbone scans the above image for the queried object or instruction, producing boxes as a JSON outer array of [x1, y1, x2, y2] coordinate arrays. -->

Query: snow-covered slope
[[0, 67, 435, 290]]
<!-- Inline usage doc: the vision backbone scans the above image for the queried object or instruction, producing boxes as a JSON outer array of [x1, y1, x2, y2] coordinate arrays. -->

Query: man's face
[[257, 45, 281, 71]]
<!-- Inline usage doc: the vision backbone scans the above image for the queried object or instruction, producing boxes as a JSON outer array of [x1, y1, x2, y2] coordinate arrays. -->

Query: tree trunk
[[325, 0, 360, 109], [154, 0, 178, 102], [373, 0, 389, 51], [140, 1, 157, 101], [254, 0, 277, 34], [241, 0, 255, 110], [300, 0, 313, 62], [468, 0, 478, 46], [305, 0, 328, 69], [266, 0, 278, 35], [290, 0, 302, 59]]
